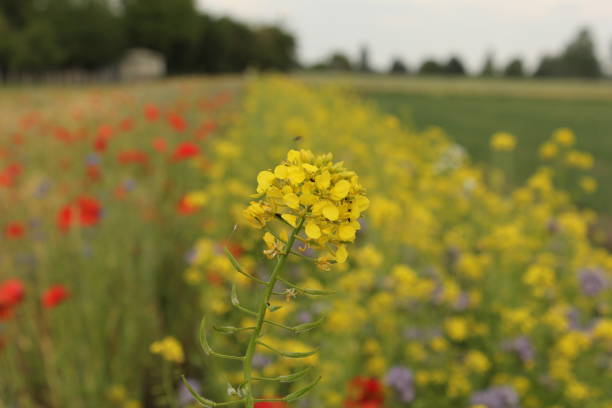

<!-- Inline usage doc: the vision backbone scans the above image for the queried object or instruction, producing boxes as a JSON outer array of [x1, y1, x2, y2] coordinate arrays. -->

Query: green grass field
[[322, 75, 612, 213]]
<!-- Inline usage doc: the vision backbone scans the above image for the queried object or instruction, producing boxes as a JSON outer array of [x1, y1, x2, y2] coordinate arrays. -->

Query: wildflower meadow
[[1, 76, 611, 408]]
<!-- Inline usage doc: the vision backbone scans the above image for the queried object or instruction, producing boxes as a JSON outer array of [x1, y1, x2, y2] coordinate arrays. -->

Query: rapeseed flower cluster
[[244, 149, 369, 267]]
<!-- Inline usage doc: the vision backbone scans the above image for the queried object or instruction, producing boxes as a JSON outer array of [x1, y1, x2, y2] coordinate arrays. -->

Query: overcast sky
[[196, 0, 612, 73]]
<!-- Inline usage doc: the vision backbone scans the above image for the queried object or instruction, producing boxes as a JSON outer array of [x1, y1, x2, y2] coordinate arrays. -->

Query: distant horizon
[[197, 0, 612, 74]]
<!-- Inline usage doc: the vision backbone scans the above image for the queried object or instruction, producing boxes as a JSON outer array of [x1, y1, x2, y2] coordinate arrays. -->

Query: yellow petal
[[322, 204, 339, 221], [315, 171, 331, 190], [302, 163, 318, 173], [287, 166, 305, 185], [287, 149, 301, 162], [335, 245, 348, 263], [338, 224, 356, 241], [330, 180, 351, 201], [283, 193, 300, 209], [256, 170, 275, 193], [281, 214, 297, 227], [355, 195, 370, 211], [274, 165, 288, 179], [263, 232, 276, 248], [305, 222, 321, 239]]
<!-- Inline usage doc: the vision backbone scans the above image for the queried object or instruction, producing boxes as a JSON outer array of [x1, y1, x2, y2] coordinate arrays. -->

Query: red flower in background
[[345, 377, 385, 408], [254, 400, 288, 408], [5, 222, 25, 239], [57, 196, 102, 231], [172, 142, 199, 160], [93, 136, 108, 152], [119, 118, 133, 132], [0, 163, 23, 187], [117, 150, 149, 165], [86, 165, 102, 182], [167, 113, 187, 132], [42, 285, 70, 309], [144, 104, 160, 121], [0, 279, 25, 308], [152, 137, 167, 153], [176, 195, 199, 215]]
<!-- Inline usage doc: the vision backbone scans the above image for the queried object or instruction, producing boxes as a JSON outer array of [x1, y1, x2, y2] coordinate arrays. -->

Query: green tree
[[251, 26, 296, 71], [444, 56, 466, 75], [328, 52, 352, 71], [418, 59, 443, 75], [389, 57, 409, 74], [480, 53, 496, 77], [122, 0, 201, 73], [504, 57, 525, 77], [46, 0, 125, 69], [561, 28, 601, 77]]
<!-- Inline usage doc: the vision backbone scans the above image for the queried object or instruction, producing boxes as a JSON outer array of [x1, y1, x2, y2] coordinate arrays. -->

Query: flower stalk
[[242, 217, 304, 408]]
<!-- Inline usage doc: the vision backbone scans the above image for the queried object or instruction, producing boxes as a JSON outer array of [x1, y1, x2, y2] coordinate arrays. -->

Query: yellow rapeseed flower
[[150, 336, 184, 364], [244, 149, 369, 266], [490, 132, 516, 151]]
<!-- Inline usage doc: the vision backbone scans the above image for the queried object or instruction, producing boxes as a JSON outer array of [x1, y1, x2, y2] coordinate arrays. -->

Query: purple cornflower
[[502, 336, 535, 363], [579, 267, 607, 297], [470, 385, 519, 408], [385, 366, 414, 403]]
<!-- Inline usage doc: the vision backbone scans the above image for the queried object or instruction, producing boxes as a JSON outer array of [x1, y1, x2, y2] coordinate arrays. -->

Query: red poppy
[[119, 118, 133, 132], [152, 137, 167, 153], [57, 196, 102, 231], [172, 142, 199, 160], [345, 377, 384, 408], [117, 150, 149, 165], [144, 104, 160, 121], [42, 285, 70, 308], [254, 401, 287, 408], [86, 165, 102, 182], [176, 195, 199, 215], [5, 222, 25, 239], [167, 113, 187, 132], [0, 279, 25, 308], [0, 163, 22, 187], [93, 136, 108, 152]]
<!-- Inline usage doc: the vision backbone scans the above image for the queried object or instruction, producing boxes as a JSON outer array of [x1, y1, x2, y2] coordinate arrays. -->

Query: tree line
[[313, 28, 607, 79], [0, 3, 607, 80], [0, 0, 297, 77]]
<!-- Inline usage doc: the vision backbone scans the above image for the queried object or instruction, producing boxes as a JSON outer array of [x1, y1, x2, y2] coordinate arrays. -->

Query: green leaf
[[180, 375, 216, 407], [199, 317, 213, 356], [268, 304, 282, 312], [254, 366, 313, 383], [231, 283, 257, 316], [278, 277, 336, 296], [213, 325, 255, 334], [199, 317, 245, 361], [225, 247, 267, 285], [284, 376, 322, 402], [292, 315, 326, 333], [256, 341, 319, 358]]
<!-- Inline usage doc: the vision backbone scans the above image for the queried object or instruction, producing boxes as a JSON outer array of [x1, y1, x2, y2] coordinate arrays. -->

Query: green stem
[[242, 218, 304, 408]]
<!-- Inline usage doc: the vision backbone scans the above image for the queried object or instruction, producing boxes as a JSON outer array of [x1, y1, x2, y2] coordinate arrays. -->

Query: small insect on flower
[[243, 149, 369, 267]]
